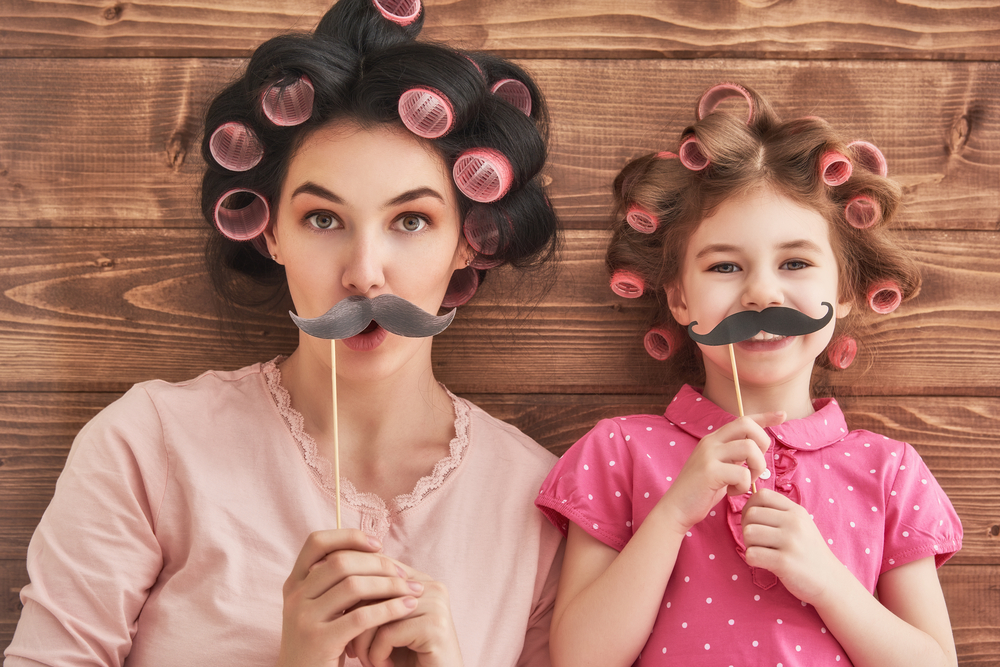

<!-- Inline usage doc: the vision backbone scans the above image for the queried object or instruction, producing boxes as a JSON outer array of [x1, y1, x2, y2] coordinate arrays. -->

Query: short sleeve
[[881, 443, 962, 572], [535, 419, 635, 551], [5, 386, 168, 666]]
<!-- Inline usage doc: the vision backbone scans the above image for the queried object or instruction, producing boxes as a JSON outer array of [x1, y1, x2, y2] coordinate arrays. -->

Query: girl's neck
[[701, 363, 817, 421]]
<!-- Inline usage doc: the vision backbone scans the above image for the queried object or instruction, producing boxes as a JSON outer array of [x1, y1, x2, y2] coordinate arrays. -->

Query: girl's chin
[[340, 324, 388, 352]]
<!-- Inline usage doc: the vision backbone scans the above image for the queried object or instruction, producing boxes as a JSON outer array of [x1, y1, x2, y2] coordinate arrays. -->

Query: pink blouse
[[7, 360, 563, 667], [536, 385, 961, 666]]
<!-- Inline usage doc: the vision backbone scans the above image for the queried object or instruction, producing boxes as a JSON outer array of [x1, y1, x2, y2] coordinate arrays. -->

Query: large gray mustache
[[687, 303, 834, 346], [290, 295, 456, 339]]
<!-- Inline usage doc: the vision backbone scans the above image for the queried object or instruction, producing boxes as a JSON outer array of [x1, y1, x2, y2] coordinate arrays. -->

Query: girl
[[6, 1, 562, 665], [535, 83, 962, 667]]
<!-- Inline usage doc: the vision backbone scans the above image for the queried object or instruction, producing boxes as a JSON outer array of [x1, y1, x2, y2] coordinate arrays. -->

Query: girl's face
[[668, 187, 851, 401], [264, 120, 468, 380]]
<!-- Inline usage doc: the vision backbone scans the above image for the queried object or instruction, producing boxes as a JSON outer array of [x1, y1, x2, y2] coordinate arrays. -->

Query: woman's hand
[[347, 559, 463, 667], [658, 412, 784, 533], [277, 529, 423, 667], [741, 488, 847, 604]]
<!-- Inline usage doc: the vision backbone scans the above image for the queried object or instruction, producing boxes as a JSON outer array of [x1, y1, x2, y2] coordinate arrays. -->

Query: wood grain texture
[[1, 228, 997, 395], [1, 59, 997, 230], [1, 392, 997, 563], [1, 0, 998, 59]]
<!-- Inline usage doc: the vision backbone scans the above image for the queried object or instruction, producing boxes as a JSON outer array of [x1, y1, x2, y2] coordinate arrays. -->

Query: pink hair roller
[[442, 266, 479, 308], [373, 0, 421, 26], [490, 79, 532, 116], [209, 121, 264, 172], [398, 87, 455, 139], [867, 281, 903, 314], [644, 327, 681, 361], [848, 140, 888, 177], [679, 136, 710, 171], [845, 195, 881, 229], [464, 55, 486, 80], [697, 83, 754, 124], [214, 189, 271, 241], [453, 148, 514, 203], [469, 254, 504, 270], [462, 206, 507, 255], [626, 204, 659, 234], [827, 335, 858, 370], [655, 151, 678, 160], [610, 270, 644, 298], [819, 151, 852, 186], [261, 75, 314, 127]]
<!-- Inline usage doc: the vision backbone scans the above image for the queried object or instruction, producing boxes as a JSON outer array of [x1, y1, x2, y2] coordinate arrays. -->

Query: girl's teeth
[[750, 331, 786, 342]]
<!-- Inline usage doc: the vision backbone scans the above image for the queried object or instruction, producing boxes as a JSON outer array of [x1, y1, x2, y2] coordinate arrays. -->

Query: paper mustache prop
[[290, 294, 456, 340], [290, 294, 456, 528], [686, 303, 834, 493]]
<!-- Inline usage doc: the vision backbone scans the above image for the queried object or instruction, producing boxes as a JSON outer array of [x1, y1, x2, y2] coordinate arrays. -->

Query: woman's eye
[[710, 262, 739, 274], [397, 214, 428, 233], [307, 212, 337, 230]]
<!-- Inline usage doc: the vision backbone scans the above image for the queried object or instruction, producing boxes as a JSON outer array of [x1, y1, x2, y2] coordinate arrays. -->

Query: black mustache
[[687, 303, 834, 346], [290, 295, 456, 339]]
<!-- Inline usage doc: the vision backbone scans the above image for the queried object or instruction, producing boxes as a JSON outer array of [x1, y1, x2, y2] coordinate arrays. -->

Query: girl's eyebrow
[[695, 239, 823, 259], [778, 239, 823, 253], [695, 243, 740, 259]]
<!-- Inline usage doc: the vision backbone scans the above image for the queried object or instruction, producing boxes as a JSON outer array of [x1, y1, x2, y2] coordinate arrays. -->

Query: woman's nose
[[340, 233, 386, 296]]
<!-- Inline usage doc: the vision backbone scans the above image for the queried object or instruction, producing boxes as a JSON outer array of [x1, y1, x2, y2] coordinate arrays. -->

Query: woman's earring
[[271, 254, 277, 261]]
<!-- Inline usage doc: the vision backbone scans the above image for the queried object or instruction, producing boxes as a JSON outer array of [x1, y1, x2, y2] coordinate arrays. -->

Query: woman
[[5, 1, 562, 665]]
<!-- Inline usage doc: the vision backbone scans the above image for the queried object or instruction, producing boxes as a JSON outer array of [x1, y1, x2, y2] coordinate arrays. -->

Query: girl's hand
[[659, 412, 785, 533], [347, 559, 463, 667], [741, 488, 847, 605], [278, 530, 423, 667]]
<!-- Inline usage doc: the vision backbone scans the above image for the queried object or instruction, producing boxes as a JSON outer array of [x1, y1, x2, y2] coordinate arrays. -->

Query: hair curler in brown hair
[[819, 151, 852, 186], [373, 0, 421, 26], [261, 75, 315, 127], [697, 82, 754, 124], [209, 121, 264, 172], [848, 140, 888, 177], [610, 269, 645, 298], [827, 335, 858, 370], [398, 87, 455, 139], [644, 326, 681, 361], [679, 136, 710, 171], [845, 195, 882, 229], [626, 204, 659, 234], [441, 266, 479, 307], [490, 78, 532, 116], [453, 148, 514, 203], [867, 281, 903, 314], [214, 189, 271, 241]]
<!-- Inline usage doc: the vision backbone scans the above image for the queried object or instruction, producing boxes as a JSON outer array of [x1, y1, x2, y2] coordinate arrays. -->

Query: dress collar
[[664, 385, 849, 450]]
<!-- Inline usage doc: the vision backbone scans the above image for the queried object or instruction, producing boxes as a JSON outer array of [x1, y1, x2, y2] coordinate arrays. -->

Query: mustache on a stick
[[687, 302, 834, 346], [290, 295, 456, 340]]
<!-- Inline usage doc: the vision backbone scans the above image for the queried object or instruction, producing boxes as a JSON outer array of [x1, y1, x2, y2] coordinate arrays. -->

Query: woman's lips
[[340, 323, 388, 352]]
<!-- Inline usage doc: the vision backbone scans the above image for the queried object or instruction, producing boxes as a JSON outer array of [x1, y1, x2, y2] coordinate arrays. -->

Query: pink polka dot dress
[[536, 385, 962, 665]]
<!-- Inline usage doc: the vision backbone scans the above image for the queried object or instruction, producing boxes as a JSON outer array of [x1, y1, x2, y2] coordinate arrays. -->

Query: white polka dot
[[821, 627, 827, 633], [583, 464, 589, 471], [666, 601, 671, 608], [728, 619, 735, 625], [696, 397, 702, 401], [681, 622, 688, 628], [752, 640, 759, 647], [704, 644, 710, 650], [706, 597, 712, 604], [806, 477, 812, 483], [891, 451, 897, 457], [662, 648, 666, 654], [940, 520, 944, 526], [900, 465, 906, 470], [870, 469, 876, 474], [709, 554, 715, 560], [872, 507, 878, 512], [732, 574, 738, 581], [626, 521, 632, 527], [669, 440, 676, 446], [840, 427, 845, 433], [922, 478, 927, 484], [801, 601, 807, 606], [914, 505, 920, 511], [644, 492, 650, 498], [588, 494, 594, 500], [609, 460, 615, 466], [646, 453, 650, 458], [777, 619, 783, 624], [666, 476, 673, 481], [593, 523, 599, 529], [615, 491, 621, 497], [845, 452, 851, 457], [684, 576, 690, 582], [796, 645, 802, 652], [827, 538, 833, 544], [824, 419, 828, 425], [609, 432, 615, 439], [865, 548, 870, 554], [890, 491, 897, 496], [829, 498, 835, 504], [710, 510, 716, 516], [686, 531, 693, 537], [837, 656, 841, 662], [823, 464, 830, 470], [848, 486, 854, 491], [707, 425, 714, 431], [850, 522, 856, 527], [864, 442, 871, 447], [888, 558, 895, 565], [625, 435, 631, 441], [646, 427, 652, 431], [902, 531, 909, 537], [754, 595, 760, 601], [807, 442, 812, 447]]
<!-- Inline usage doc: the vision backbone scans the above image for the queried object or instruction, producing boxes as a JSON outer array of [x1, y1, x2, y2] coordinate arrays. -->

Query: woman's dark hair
[[606, 83, 921, 386], [200, 0, 556, 314]]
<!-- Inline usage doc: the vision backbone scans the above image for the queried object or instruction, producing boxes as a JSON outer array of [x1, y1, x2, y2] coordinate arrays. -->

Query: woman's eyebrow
[[384, 187, 446, 208], [290, 181, 343, 203]]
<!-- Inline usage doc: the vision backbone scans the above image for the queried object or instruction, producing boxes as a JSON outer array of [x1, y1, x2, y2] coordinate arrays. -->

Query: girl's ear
[[836, 296, 853, 319], [666, 283, 692, 326]]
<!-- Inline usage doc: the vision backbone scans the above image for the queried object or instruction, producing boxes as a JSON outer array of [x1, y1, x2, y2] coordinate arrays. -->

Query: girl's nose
[[341, 234, 386, 296], [741, 270, 784, 310]]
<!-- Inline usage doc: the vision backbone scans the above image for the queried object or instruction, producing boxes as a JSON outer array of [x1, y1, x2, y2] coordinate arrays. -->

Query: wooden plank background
[[1, 0, 998, 661]]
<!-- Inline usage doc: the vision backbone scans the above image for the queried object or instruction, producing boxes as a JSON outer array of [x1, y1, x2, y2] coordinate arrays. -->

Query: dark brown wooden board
[[1, 228, 997, 395], [1, 0, 998, 60], [1, 59, 997, 230]]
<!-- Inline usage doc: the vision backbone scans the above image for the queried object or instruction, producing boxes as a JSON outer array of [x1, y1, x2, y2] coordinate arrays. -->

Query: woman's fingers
[[300, 551, 405, 601], [333, 595, 419, 645], [288, 529, 382, 585]]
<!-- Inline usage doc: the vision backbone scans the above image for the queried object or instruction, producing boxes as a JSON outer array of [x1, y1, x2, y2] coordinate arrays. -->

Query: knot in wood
[[95, 256, 115, 269], [103, 4, 123, 21], [165, 131, 189, 171], [948, 115, 970, 155], [990, 524, 1000, 538]]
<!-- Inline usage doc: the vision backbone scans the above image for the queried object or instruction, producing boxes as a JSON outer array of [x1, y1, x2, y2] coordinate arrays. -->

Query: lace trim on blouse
[[261, 358, 471, 539]]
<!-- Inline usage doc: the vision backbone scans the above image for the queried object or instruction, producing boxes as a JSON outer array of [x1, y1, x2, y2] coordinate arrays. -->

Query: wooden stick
[[729, 343, 756, 494], [332, 339, 342, 529]]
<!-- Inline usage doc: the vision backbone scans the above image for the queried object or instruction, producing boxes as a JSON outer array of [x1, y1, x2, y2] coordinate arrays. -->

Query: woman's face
[[264, 120, 468, 378]]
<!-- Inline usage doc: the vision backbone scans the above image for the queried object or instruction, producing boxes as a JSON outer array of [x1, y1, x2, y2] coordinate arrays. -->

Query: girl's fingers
[[742, 522, 785, 549], [741, 503, 785, 529]]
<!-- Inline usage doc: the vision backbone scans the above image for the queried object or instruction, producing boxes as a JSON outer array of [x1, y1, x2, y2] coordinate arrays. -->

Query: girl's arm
[[742, 489, 957, 667], [549, 413, 782, 667]]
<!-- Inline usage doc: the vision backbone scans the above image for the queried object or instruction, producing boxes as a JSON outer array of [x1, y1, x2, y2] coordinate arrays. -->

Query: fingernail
[[408, 580, 424, 593], [367, 536, 382, 550], [396, 565, 407, 578], [403, 596, 418, 609]]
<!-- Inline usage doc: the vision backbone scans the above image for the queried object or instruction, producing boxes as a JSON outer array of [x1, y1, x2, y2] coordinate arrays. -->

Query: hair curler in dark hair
[[442, 266, 480, 307], [210, 122, 264, 172], [314, 0, 424, 52]]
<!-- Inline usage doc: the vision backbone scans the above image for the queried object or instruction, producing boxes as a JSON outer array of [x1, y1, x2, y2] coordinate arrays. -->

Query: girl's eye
[[709, 262, 740, 274], [307, 212, 338, 230], [783, 259, 809, 270], [396, 214, 428, 233]]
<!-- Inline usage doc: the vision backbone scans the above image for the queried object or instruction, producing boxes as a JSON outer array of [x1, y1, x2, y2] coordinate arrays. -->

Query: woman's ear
[[666, 283, 691, 326], [452, 236, 473, 271], [262, 223, 281, 264]]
